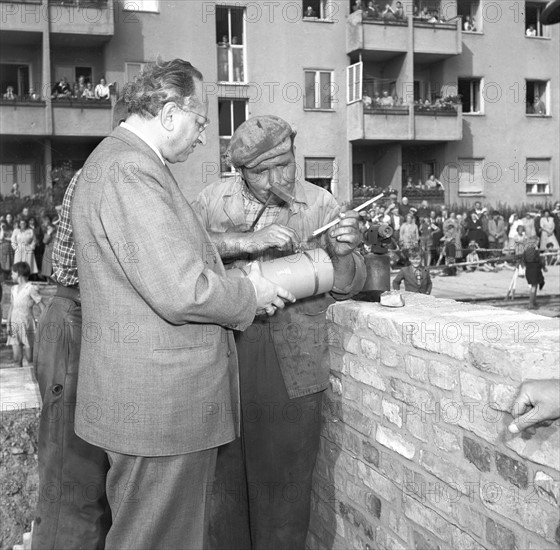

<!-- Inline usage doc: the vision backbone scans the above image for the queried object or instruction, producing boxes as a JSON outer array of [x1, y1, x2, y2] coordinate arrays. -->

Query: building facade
[[1, 0, 558, 207]]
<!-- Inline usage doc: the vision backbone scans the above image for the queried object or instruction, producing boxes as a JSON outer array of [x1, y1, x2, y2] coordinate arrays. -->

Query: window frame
[[525, 158, 551, 195], [302, 0, 334, 21], [216, 5, 247, 84], [304, 69, 335, 111], [457, 157, 484, 196], [458, 77, 483, 115], [525, 2, 551, 38], [304, 156, 337, 192], [525, 79, 550, 116], [123, 0, 159, 13], [457, 0, 482, 33], [347, 62, 362, 105], [218, 98, 248, 175]]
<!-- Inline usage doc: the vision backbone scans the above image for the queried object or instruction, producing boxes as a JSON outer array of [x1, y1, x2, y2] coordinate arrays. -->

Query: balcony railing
[[0, 99, 47, 135], [52, 99, 112, 136], [348, 101, 462, 142]]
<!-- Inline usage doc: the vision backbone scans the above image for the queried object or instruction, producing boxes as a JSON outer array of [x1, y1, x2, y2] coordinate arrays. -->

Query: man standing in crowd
[[487, 210, 507, 251], [194, 115, 366, 550], [71, 60, 293, 549], [31, 99, 129, 549]]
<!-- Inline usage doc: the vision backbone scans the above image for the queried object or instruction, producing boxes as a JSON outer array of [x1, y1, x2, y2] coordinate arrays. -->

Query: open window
[[216, 5, 246, 83], [218, 99, 247, 173]]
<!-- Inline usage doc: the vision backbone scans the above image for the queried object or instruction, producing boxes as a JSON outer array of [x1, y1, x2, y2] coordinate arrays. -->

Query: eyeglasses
[[175, 104, 210, 133]]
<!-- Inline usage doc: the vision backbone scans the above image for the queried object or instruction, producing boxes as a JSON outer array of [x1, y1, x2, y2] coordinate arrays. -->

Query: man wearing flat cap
[[194, 115, 366, 549]]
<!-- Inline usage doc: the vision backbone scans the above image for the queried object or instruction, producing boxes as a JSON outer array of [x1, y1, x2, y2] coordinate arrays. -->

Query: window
[[352, 163, 365, 186], [347, 62, 362, 104], [216, 6, 245, 83], [304, 70, 334, 110], [305, 157, 335, 192], [458, 78, 482, 114], [303, 0, 332, 20], [525, 158, 551, 195], [525, 2, 549, 37], [0, 64, 30, 98], [457, 158, 483, 195], [526, 80, 549, 115], [457, 0, 481, 31], [218, 99, 247, 173], [123, 0, 159, 12], [125, 62, 147, 83], [0, 163, 35, 197]]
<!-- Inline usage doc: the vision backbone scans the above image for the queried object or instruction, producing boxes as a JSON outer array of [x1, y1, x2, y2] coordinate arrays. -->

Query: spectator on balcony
[[51, 76, 72, 99], [418, 6, 429, 19], [529, 95, 547, 115], [95, 77, 112, 100], [526, 24, 537, 36], [77, 74, 87, 95], [424, 174, 444, 190], [3, 86, 17, 100], [379, 90, 394, 107], [381, 1, 404, 21], [71, 83, 81, 99], [404, 176, 415, 189], [11, 219, 38, 274], [364, 0, 379, 18], [427, 10, 440, 23], [488, 211, 507, 251], [82, 81, 95, 100], [463, 15, 476, 31], [363, 93, 373, 108], [304, 5, 317, 17], [352, 0, 364, 12]]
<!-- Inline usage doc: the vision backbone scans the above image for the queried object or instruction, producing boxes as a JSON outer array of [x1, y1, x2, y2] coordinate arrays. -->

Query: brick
[[486, 518, 517, 550], [432, 425, 460, 452], [360, 338, 378, 361], [463, 436, 492, 472], [506, 423, 560, 471], [376, 425, 416, 459], [330, 302, 365, 331], [488, 383, 518, 412], [480, 482, 559, 542], [376, 526, 407, 550], [419, 450, 476, 495], [342, 402, 375, 437], [403, 496, 451, 543], [365, 492, 381, 518], [356, 460, 398, 503], [391, 378, 435, 409], [428, 361, 457, 390], [380, 343, 400, 367], [413, 529, 442, 550], [495, 451, 528, 489], [343, 378, 363, 404], [362, 389, 382, 417], [405, 410, 431, 443], [367, 312, 402, 341], [468, 342, 510, 376], [382, 399, 403, 428], [403, 467, 428, 500], [343, 333, 361, 355], [329, 374, 343, 396], [343, 428, 361, 457], [459, 371, 488, 402], [534, 471, 560, 506], [362, 440, 380, 467], [387, 509, 408, 542], [347, 356, 387, 391], [380, 451, 404, 486], [450, 527, 485, 550], [406, 355, 428, 382]]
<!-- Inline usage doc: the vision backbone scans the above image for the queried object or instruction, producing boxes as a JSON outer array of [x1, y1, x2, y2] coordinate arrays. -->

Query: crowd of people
[[362, 196, 560, 270], [363, 91, 459, 112], [354, 0, 450, 24], [0, 207, 57, 282], [51, 75, 114, 101]]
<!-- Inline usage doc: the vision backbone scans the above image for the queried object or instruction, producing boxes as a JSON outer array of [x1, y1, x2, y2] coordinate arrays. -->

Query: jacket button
[[52, 384, 63, 395]]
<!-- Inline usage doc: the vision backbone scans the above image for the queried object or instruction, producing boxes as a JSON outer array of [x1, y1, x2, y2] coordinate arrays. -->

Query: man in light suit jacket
[[71, 59, 294, 549]]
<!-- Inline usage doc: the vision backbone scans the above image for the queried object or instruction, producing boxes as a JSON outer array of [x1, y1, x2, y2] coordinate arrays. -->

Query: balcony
[[347, 11, 462, 60], [413, 19, 462, 60], [0, 99, 47, 135], [52, 99, 112, 136], [347, 10, 408, 57], [348, 101, 462, 142], [49, 0, 114, 39]]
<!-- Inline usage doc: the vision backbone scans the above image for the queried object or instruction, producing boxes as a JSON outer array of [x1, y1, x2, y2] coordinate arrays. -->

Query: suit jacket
[[72, 126, 256, 456], [392, 265, 432, 294]]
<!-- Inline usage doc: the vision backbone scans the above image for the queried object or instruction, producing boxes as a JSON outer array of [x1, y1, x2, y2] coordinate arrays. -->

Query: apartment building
[[0, 0, 558, 206]]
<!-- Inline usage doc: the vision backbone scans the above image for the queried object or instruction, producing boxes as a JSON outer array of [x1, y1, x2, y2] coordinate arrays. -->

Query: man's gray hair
[[122, 58, 203, 118]]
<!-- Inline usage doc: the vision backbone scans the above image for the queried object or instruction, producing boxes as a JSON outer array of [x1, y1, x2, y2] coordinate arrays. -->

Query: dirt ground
[[0, 409, 39, 550]]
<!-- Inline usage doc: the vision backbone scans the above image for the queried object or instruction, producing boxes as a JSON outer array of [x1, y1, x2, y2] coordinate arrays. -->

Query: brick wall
[[308, 293, 560, 550]]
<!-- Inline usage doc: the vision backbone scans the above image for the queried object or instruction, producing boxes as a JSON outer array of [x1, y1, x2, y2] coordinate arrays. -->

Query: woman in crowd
[[41, 214, 57, 279], [466, 211, 488, 250], [11, 218, 38, 274], [539, 209, 559, 251], [6, 261, 45, 367], [399, 213, 419, 255], [29, 216, 44, 274], [0, 214, 15, 280]]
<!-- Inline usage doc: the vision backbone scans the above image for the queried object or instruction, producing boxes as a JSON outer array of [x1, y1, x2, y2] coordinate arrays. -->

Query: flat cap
[[224, 115, 295, 169]]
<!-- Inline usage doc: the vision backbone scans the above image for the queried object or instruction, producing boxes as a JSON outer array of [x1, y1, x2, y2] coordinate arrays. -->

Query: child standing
[[523, 245, 547, 310], [6, 262, 45, 367], [392, 249, 432, 294]]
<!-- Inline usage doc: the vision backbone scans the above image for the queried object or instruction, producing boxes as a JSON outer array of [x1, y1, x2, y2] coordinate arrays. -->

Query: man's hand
[[246, 262, 296, 316], [326, 207, 362, 258], [252, 224, 300, 252], [508, 379, 560, 433]]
